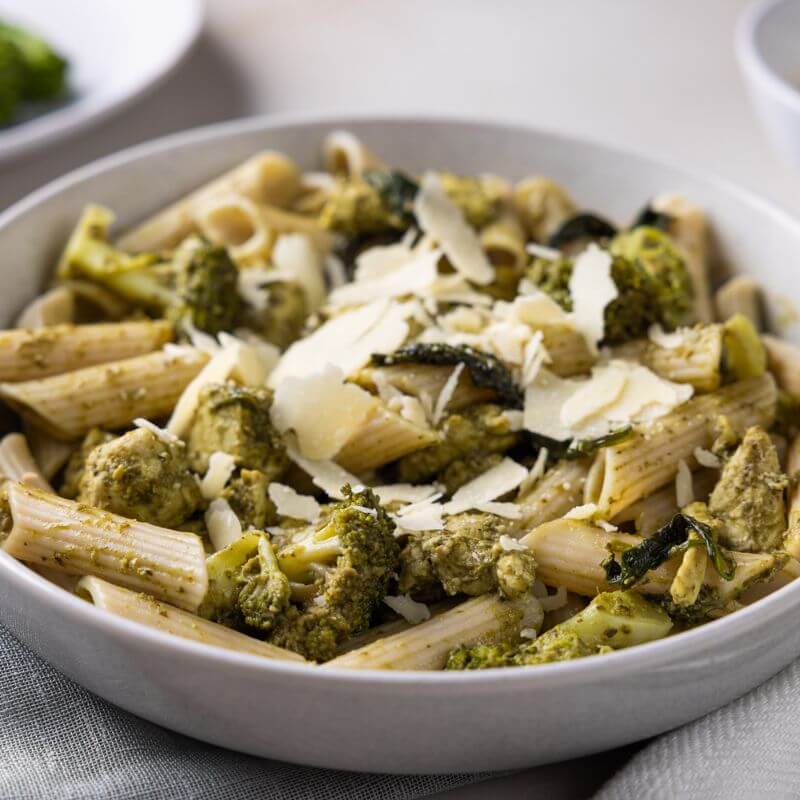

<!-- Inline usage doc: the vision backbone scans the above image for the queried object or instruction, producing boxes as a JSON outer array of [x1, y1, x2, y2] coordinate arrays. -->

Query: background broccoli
[[0, 37, 24, 125], [268, 485, 400, 661], [58, 207, 240, 335], [239, 280, 307, 351], [398, 512, 536, 600]]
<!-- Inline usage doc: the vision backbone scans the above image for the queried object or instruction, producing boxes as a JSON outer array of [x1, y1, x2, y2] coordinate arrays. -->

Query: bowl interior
[[752, 0, 800, 94]]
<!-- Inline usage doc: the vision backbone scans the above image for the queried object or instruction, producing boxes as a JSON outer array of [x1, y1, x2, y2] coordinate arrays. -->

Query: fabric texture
[[0, 625, 485, 800]]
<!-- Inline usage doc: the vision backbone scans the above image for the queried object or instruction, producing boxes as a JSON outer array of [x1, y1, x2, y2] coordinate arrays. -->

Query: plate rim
[[1, 109, 799, 689]]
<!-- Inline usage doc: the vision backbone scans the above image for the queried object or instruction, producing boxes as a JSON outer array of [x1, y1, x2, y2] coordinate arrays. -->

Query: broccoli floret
[[0, 22, 67, 100], [398, 512, 536, 600], [187, 382, 288, 479], [651, 585, 727, 627], [0, 37, 24, 125], [394, 403, 519, 491], [528, 235, 694, 344], [58, 207, 240, 334], [77, 427, 201, 528], [60, 428, 115, 499], [363, 169, 419, 228], [447, 591, 671, 669], [221, 469, 277, 531], [709, 426, 787, 552], [268, 485, 400, 661], [239, 280, 307, 350], [320, 174, 411, 236], [199, 531, 290, 631], [372, 344, 523, 408]]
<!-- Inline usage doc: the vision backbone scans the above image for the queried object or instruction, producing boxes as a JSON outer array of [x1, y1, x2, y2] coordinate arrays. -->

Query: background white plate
[[0, 0, 203, 165]]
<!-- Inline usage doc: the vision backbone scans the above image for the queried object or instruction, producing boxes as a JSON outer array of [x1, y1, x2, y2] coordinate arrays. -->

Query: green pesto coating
[[268, 486, 400, 662], [0, 37, 24, 125], [398, 512, 536, 600], [437, 172, 499, 228], [320, 177, 409, 236], [60, 428, 115, 499], [239, 280, 307, 351], [77, 427, 201, 528], [187, 382, 288, 479], [528, 231, 694, 344], [652, 585, 726, 627], [0, 481, 11, 543], [709, 426, 787, 552], [237, 533, 292, 631], [395, 404, 519, 490], [221, 469, 277, 531]]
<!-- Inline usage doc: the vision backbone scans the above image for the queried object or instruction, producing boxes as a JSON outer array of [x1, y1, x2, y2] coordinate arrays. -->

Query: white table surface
[[1, 1, 798, 796]]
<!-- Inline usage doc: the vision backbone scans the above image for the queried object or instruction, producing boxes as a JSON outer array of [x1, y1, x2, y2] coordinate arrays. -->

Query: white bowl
[[2, 114, 800, 775], [737, 0, 800, 169]]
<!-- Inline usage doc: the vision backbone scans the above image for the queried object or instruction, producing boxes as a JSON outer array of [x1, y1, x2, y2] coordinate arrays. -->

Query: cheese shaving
[[517, 447, 548, 498], [526, 242, 561, 260], [374, 484, 441, 505], [475, 501, 522, 519], [568, 244, 618, 352], [648, 323, 685, 350], [200, 451, 236, 500], [268, 482, 321, 522], [413, 172, 493, 285], [693, 446, 722, 469], [271, 364, 377, 459], [205, 498, 243, 551], [432, 363, 464, 426], [133, 418, 179, 445], [354, 242, 415, 281], [676, 459, 694, 508], [499, 534, 528, 552], [443, 458, 528, 515], [286, 442, 359, 500], [237, 267, 281, 311], [564, 503, 599, 520], [272, 233, 327, 312], [502, 410, 525, 432], [383, 594, 431, 625]]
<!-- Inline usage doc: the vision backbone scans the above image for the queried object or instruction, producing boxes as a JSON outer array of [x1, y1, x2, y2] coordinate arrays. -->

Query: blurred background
[[1, 0, 798, 216]]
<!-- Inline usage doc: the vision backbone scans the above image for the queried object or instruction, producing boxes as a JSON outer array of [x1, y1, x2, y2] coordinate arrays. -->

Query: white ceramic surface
[[737, 0, 800, 168], [0, 0, 203, 165], [1, 115, 800, 775]]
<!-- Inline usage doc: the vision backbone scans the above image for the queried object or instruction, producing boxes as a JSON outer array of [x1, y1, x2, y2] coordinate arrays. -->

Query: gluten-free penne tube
[[715, 276, 764, 328], [15, 286, 75, 329], [539, 325, 595, 377], [23, 424, 76, 481], [651, 193, 714, 323], [323, 130, 385, 177], [77, 576, 306, 662], [516, 459, 590, 531], [118, 152, 301, 252], [0, 320, 172, 382], [336, 407, 438, 473], [5, 484, 208, 611], [762, 335, 800, 398], [782, 435, 800, 559], [521, 519, 777, 601], [0, 433, 52, 491], [480, 212, 526, 269], [325, 594, 543, 671], [0, 347, 209, 440], [589, 374, 776, 518]]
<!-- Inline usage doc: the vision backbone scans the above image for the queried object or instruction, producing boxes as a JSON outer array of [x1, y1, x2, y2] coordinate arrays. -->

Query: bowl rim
[[736, 0, 800, 112], [2, 109, 800, 689]]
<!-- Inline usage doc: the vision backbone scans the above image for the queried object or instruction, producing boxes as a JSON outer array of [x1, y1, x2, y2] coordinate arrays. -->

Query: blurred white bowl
[[737, 0, 800, 168]]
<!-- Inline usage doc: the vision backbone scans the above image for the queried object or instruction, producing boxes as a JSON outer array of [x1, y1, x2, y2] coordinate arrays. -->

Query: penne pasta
[[782, 435, 800, 560], [23, 424, 76, 481], [5, 484, 208, 611], [521, 519, 778, 601], [14, 285, 75, 329], [324, 594, 543, 671], [336, 406, 438, 474], [77, 576, 305, 662], [194, 194, 275, 264], [651, 193, 714, 323], [118, 151, 302, 252], [0, 433, 52, 491], [588, 374, 776, 517], [480, 212, 527, 270], [516, 459, 590, 531], [323, 130, 385, 178], [0, 320, 172, 382], [539, 324, 595, 377], [762, 335, 800, 397], [512, 176, 576, 242], [715, 276, 764, 328], [0, 347, 209, 440], [33, 565, 79, 592]]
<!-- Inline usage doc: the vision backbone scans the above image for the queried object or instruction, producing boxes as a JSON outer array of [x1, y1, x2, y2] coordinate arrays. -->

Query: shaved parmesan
[[565, 502, 599, 520], [499, 534, 529, 552], [218, 332, 272, 386], [133, 418, 179, 445], [231, 329, 281, 376], [560, 362, 627, 428], [523, 370, 579, 442], [475, 501, 522, 519], [355, 242, 415, 281], [374, 484, 441, 505], [268, 299, 410, 387], [237, 267, 279, 311], [521, 330, 550, 387], [325, 254, 347, 288], [392, 494, 445, 532], [200, 451, 236, 500], [526, 242, 561, 261], [273, 233, 327, 312], [676, 459, 694, 508], [182, 320, 221, 354], [413, 172, 493, 285], [443, 458, 528, 515], [205, 498, 242, 551], [329, 248, 439, 308], [432, 363, 464, 425], [568, 244, 617, 352], [502, 410, 524, 432], [597, 519, 618, 532], [268, 482, 321, 523], [694, 447, 721, 469], [286, 442, 359, 500], [499, 291, 571, 328], [383, 594, 431, 624], [648, 323, 685, 350], [271, 364, 377, 459], [518, 447, 549, 498]]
